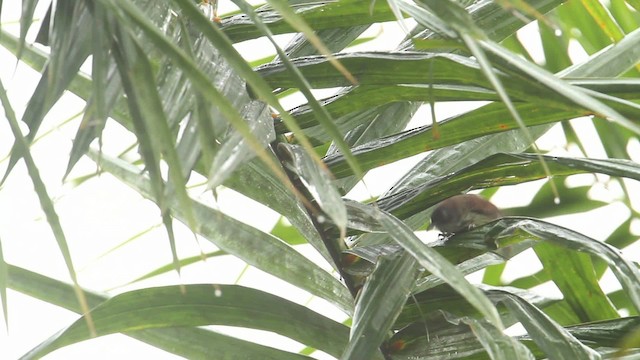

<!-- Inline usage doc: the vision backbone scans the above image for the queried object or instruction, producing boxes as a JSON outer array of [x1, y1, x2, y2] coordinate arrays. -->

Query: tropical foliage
[[2, 0, 640, 359]]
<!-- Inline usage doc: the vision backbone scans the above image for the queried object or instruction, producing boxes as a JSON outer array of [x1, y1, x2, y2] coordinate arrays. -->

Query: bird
[[429, 194, 501, 235]]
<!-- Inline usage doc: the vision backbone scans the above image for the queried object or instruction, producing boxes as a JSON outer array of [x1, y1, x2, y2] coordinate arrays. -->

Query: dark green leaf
[[278, 143, 347, 232], [88, 151, 353, 313], [0, 77, 93, 333], [4, 2, 93, 182], [8, 265, 309, 360], [488, 289, 600, 359], [21, 285, 344, 359], [379, 211, 503, 329], [375, 153, 640, 223], [456, 217, 640, 314], [220, 0, 397, 43], [534, 242, 619, 322], [343, 251, 417, 360]]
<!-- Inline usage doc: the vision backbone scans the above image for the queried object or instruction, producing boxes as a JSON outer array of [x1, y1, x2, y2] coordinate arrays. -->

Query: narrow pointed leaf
[[87, 151, 353, 312], [534, 242, 619, 322], [397, 285, 557, 330], [4, 2, 93, 181], [110, 25, 182, 273], [343, 251, 417, 360], [8, 265, 309, 360], [565, 20, 640, 77], [388, 312, 487, 359], [21, 285, 349, 360], [323, 103, 580, 178], [378, 210, 503, 329], [18, 0, 38, 58], [0, 78, 94, 334], [101, 0, 290, 191], [120, 250, 226, 287], [233, 0, 363, 178], [278, 143, 347, 234], [488, 289, 601, 360], [219, 0, 397, 43], [223, 159, 335, 267], [167, 0, 331, 182], [375, 152, 640, 222], [457, 217, 640, 313], [481, 40, 640, 134], [207, 101, 275, 189], [464, 317, 535, 360]]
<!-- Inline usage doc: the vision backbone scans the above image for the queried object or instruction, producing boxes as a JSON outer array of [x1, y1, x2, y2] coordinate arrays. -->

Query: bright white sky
[[0, 2, 636, 359]]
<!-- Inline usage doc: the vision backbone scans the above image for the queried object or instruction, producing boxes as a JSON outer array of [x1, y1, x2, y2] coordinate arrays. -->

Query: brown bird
[[429, 194, 501, 235]]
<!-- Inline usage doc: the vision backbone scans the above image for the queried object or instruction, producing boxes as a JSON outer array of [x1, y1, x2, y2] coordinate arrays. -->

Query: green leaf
[[379, 210, 503, 330], [563, 25, 640, 77], [457, 217, 640, 314], [488, 289, 601, 359], [270, 217, 308, 246], [18, 0, 39, 58], [539, 15, 572, 73], [0, 78, 94, 334], [534, 242, 619, 322], [464, 316, 535, 360], [390, 0, 554, 202], [482, 41, 640, 136], [4, 1, 93, 182], [279, 84, 500, 136], [579, 0, 625, 43], [68, 1, 110, 180], [283, 25, 369, 59], [235, 0, 364, 179], [220, 0, 397, 43], [87, 151, 353, 313], [542, 301, 583, 326], [207, 101, 275, 189], [167, 0, 330, 186], [223, 159, 335, 267], [8, 265, 310, 360], [101, 0, 291, 193], [119, 250, 227, 288], [375, 153, 640, 223], [396, 284, 557, 330], [388, 312, 484, 359], [595, 218, 636, 278], [562, 316, 640, 348], [502, 179, 607, 218], [389, 307, 535, 359], [257, 52, 507, 89], [323, 103, 580, 179], [392, 313, 640, 359], [555, 0, 612, 54], [610, 0, 640, 34], [277, 143, 347, 233], [110, 24, 184, 274], [343, 251, 417, 360], [21, 284, 348, 360]]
